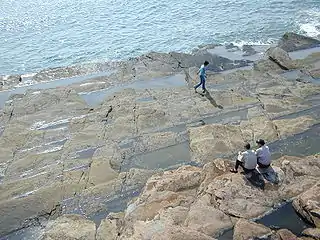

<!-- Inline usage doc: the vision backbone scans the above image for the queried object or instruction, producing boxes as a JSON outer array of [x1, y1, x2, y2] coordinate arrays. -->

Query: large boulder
[[185, 200, 233, 236], [41, 215, 96, 240], [233, 219, 272, 240], [293, 183, 320, 227], [278, 32, 320, 52], [265, 47, 296, 70], [151, 226, 216, 240], [96, 213, 124, 240], [124, 168, 200, 223], [254, 58, 283, 72], [275, 229, 298, 240], [118, 216, 216, 240], [302, 228, 320, 240]]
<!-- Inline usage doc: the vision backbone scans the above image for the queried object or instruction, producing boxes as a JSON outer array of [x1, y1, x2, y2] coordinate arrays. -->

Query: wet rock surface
[[0, 33, 320, 239], [278, 32, 320, 52]]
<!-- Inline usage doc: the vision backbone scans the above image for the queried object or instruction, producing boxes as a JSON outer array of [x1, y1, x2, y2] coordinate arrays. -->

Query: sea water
[[0, 0, 319, 75]]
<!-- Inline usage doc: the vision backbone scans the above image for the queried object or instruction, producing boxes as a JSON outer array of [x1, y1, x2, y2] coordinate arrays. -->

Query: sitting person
[[255, 139, 271, 168], [230, 143, 257, 174]]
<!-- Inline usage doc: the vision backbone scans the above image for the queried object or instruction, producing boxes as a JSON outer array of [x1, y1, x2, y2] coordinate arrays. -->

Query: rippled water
[[1, 0, 320, 75]]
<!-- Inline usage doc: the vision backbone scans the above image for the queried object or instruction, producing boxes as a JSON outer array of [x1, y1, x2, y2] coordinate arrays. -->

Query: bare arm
[[237, 151, 244, 161]]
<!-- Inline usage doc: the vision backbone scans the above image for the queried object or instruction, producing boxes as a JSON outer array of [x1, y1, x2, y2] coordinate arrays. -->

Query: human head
[[256, 139, 265, 147], [204, 61, 209, 66], [244, 143, 251, 150]]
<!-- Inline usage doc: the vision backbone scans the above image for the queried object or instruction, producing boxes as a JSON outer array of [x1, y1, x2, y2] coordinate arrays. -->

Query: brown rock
[[203, 173, 271, 218], [126, 190, 187, 221], [266, 47, 296, 70], [276, 229, 298, 240], [254, 58, 282, 72], [293, 183, 320, 227], [198, 159, 231, 194], [96, 213, 124, 240], [87, 146, 119, 186], [41, 214, 96, 240], [144, 165, 202, 192], [185, 202, 232, 236], [158, 206, 189, 225], [302, 228, 320, 240], [151, 226, 216, 240], [233, 219, 272, 240]]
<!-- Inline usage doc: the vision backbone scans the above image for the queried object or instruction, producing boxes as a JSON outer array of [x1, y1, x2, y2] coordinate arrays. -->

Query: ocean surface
[[1, 0, 320, 75]]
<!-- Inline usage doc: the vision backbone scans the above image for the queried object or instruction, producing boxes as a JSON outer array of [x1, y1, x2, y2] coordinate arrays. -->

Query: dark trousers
[[194, 75, 206, 90], [257, 162, 270, 168], [235, 160, 255, 174]]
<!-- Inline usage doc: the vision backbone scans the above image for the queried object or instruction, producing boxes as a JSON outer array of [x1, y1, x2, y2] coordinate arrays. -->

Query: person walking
[[194, 61, 209, 93]]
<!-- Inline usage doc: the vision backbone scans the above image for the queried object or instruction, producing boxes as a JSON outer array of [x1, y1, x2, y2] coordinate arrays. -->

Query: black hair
[[256, 139, 265, 146], [204, 61, 209, 66], [244, 143, 251, 150]]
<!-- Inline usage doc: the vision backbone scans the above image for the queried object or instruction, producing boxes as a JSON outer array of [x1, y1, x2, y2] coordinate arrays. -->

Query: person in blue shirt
[[194, 61, 209, 93]]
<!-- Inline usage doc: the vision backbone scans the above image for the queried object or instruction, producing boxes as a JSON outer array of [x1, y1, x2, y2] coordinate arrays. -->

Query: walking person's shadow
[[183, 69, 223, 109], [204, 91, 223, 109]]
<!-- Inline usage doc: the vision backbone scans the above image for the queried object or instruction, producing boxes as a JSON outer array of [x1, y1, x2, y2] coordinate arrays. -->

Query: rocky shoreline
[[0, 32, 320, 239]]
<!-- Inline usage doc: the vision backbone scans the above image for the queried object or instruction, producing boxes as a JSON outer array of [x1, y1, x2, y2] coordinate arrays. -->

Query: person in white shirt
[[255, 139, 271, 168], [230, 143, 257, 173]]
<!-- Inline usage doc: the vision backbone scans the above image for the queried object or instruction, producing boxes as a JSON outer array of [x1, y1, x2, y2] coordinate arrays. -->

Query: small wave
[[296, 9, 320, 39], [299, 23, 320, 38], [228, 39, 277, 48]]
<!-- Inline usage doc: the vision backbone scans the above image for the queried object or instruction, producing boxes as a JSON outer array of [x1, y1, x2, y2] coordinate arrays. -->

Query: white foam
[[30, 121, 46, 130], [20, 171, 47, 180], [44, 138, 68, 146], [30, 119, 69, 130], [38, 146, 63, 154], [300, 23, 320, 38], [14, 189, 39, 199], [228, 39, 277, 48], [79, 81, 105, 87], [30, 115, 89, 131], [296, 9, 320, 39], [18, 138, 67, 153], [38, 119, 69, 130], [21, 73, 36, 78], [72, 114, 88, 120]]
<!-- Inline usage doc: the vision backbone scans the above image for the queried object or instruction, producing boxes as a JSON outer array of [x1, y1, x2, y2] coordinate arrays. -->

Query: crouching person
[[255, 139, 271, 169], [230, 143, 257, 174]]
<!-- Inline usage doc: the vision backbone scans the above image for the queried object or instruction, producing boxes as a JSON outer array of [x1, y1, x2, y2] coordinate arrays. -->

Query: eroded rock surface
[[302, 228, 320, 240], [233, 219, 272, 240], [0, 33, 320, 239], [93, 155, 318, 239], [293, 183, 320, 227], [266, 47, 297, 70], [41, 214, 96, 240]]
